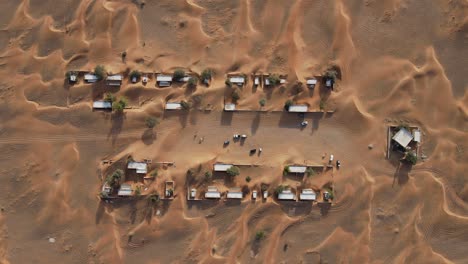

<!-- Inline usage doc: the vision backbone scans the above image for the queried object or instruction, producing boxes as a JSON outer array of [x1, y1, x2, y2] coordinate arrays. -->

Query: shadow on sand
[[393, 162, 412, 186], [251, 112, 261, 135], [108, 113, 125, 145], [164, 110, 189, 128], [221, 111, 233, 126], [141, 129, 156, 145]]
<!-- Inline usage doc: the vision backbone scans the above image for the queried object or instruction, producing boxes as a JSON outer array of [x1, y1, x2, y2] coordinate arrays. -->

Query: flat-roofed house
[[306, 78, 317, 88], [227, 188, 243, 199], [229, 76, 245, 86], [93, 101, 112, 110], [165, 102, 182, 110], [392, 128, 413, 148], [213, 163, 233, 172], [118, 184, 132, 196], [413, 130, 421, 143], [224, 103, 236, 111], [69, 72, 77, 83], [278, 189, 296, 201], [254, 75, 260, 86], [288, 165, 307, 174], [288, 105, 308, 113], [299, 189, 316, 201], [205, 186, 221, 199], [156, 74, 173, 87], [127, 161, 148, 174], [84, 73, 99, 83], [106, 74, 123, 86]]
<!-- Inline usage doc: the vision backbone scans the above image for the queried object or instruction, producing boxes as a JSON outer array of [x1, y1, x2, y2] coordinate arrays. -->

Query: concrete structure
[[392, 128, 413, 148], [84, 73, 99, 83], [227, 188, 243, 199], [205, 186, 221, 199], [299, 189, 317, 201], [156, 74, 173, 87], [93, 101, 112, 110], [165, 102, 182, 110], [288, 105, 309, 113], [224, 103, 236, 111], [127, 161, 148, 174], [106, 74, 123, 86], [306, 78, 317, 88], [413, 130, 421, 143], [118, 184, 132, 196], [252, 190, 257, 199], [278, 189, 296, 201], [213, 163, 233, 172], [288, 165, 307, 173], [229, 76, 245, 86]]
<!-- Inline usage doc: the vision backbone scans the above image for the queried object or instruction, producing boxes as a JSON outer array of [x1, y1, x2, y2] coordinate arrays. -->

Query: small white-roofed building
[[142, 76, 148, 84], [106, 74, 123, 86], [278, 189, 296, 201], [413, 130, 421, 143], [156, 74, 173, 87], [299, 189, 317, 201], [69, 73, 77, 83], [288, 165, 307, 173], [306, 78, 317, 88], [229, 76, 245, 86], [190, 188, 197, 199], [252, 190, 257, 199], [227, 188, 243, 199], [93, 101, 112, 110], [254, 76, 260, 85], [213, 163, 233, 172], [118, 184, 132, 196], [224, 103, 236, 111], [288, 105, 308, 113], [205, 186, 221, 199], [165, 102, 182, 110], [84, 73, 99, 83], [127, 161, 148, 174], [392, 128, 414, 148]]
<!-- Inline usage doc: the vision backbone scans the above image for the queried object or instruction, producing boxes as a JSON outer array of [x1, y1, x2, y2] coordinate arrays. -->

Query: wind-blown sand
[[0, 0, 467, 263]]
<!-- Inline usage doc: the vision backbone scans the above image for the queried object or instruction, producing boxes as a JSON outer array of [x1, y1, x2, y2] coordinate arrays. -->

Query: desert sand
[[0, 0, 467, 263]]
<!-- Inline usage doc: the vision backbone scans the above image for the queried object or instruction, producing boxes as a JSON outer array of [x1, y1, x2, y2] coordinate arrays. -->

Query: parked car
[[336, 160, 341, 169], [329, 154, 334, 163], [301, 121, 308, 126], [233, 134, 240, 139], [241, 134, 247, 139], [250, 148, 256, 154], [224, 140, 230, 145]]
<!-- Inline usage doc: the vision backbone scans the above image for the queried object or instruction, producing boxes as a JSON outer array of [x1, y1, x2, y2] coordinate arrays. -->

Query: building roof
[[306, 79, 317, 85], [156, 75, 173, 82], [213, 163, 233, 171], [229, 76, 245, 84], [392, 128, 413, 148], [278, 189, 295, 200], [84, 73, 98, 81], [106, 74, 123, 81], [288, 105, 308, 113], [299, 189, 316, 201], [254, 77, 260, 85], [69, 75, 77, 81], [165, 102, 182, 110], [180, 76, 190, 82], [288, 166, 307, 173], [413, 130, 421, 143], [205, 186, 221, 199], [224, 103, 236, 111], [227, 189, 243, 199], [280, 78, 287, 84], [118, 184, 132, 196], [93, 101, 112, 109], [127, 161, 148, 174]]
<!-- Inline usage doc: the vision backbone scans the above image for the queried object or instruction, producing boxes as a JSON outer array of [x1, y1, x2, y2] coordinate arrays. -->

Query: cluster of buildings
[[387, 125, 422, 161]]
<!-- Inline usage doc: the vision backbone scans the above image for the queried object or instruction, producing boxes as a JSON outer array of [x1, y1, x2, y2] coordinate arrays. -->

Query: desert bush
[[104, 92, 116, 102], [188, 77, 198, 88], [226, 166, 240, 177], [246, 176, 251, 182], [275, 185, 286, 195], [306, 167, 316, 177], [283, 166, 290, 176], [204, 171, 212, 182], [94, 65, 106, 80], [259, 98, 266, 107], [112, 97, 128, 113], [319, 100, 326, 111], [284, 100, 293, 110], [404, 152, 417, 165], [181, 100, 191, 110], [145, 116, 159, 128], [267, 75, 280, 86], [201, 68, 212, 81], [130, 70, 141, 80], [255, 230, 266, 241], [173, 69, 185, 80]]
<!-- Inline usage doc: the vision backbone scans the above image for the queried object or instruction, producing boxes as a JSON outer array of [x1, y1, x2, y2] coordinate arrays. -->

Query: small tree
[[188, 77, 198, 89], [267, 75, 280, 86], [150, 169, 158, 178], [259, 98, 266, 107], [94, 65, 106, 80], [201, 68, 212, 81], [283, 166, 290, 176], [255, 230, 266, 241], [99, 191, 109, 199], [135, 185, 141, 196], [319, 100, 326, 111], [226, 166, 240, 177], [173, 69, 185, 80], [180, 100, 191, 110], [232, 90, 240, 102], [324, 69, 338, 81], [225, 79, 232, 87], [275, 185, 286, 195], [104, 92, 116, 102], [130, 70, 141, 80], [204, 171, 213, 182], [245, 176, 251, 182], [284, 100, 293, 110], [145, 116, 159, 128], [106, 169, 123, 188], [404, 152, 417, 165], [306, 167, 316, 177], [112, 97, 128, 113], [261, 184, 268, 192]]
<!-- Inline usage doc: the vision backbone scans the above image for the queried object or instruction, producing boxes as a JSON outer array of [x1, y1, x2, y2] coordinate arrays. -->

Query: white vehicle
[[233, 134, 240, 139], [263, 190, 268, 199], [259, 147, 263, 153], [241, 134, 247, 139], [301, 121, 308, 126], [252, 190, 257, 199], [329, 154, 334, 163]]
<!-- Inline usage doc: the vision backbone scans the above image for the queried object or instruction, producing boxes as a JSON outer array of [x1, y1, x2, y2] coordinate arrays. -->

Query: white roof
[[278, 190, 295, 200], [280, 79, 286, 84], [229, 76, 245, 84], [265, 78, 270, 85], [205, 187, 221, 199], [127, 162, 148, 174], [326, 79, 332, 86], [165, 102, 182, 110], [300, 189, 316, 201], [93, 101, 112, 109], [252, 191, 257, 198], [263, 191, 268, 198], [392, 128, 413, 148], [107, 74, 123, 81], [288, 166, 307, 173], [306, 79, 317, 85], [181, 76, 190, 82], [254, 77, 259, 85], [84, 73, 98, 81], [288, 105, 308, 112], [69, 75, 77, 81], [413, 130, 421, 143], [157, 75, 173, 82], [142, 76, 148, 82], [213, 163, 233, 171], [118, 184, 132, 196], [227, 190, 243, 199], [224, 103, 236, 111]]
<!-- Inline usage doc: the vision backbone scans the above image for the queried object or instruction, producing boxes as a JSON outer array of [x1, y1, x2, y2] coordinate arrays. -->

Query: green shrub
[[283, 166, 290, 176], [112, 97, 128, 113], [405, 152, 417, 165], [284, 100, 293, 110], [150, 169, 158, 178], [306, 167, 316, 177], [188, 77, 198, 88], [94, 65, 106, 80], [255, 230, 266, 241], [267, 75, 280, 86], [145, 116, 159, 128], [181, 100, 191, 110], [135, 186, 141, 196], [275, 185, 286, 195], [324, 69, 338, 81], [204, 171, 212, 182], [259, 98, 266, 107], [319, 100, 326, 111], [246, 176, 251, 182], [106, 169, 123, 187], [232, 90, 240, 102], [225, 79, 232, 87], [104, 92, 116, 102], [173, 69, 185, 80], [201, 69, 212, 81], [226, 166, 240, 177], [130, 70, 141, 80]]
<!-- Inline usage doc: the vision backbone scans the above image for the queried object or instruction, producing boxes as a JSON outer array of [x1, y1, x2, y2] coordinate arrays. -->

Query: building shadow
[[141, 129, 156, 145], [251, 112, 260, 135], [225, 199, 242, 206], [309, 112, 324, 131], [95, 201, 106, 224], [108, 113, 124, 145], [221, 111, 233, 126], [187, 199, 220, 210], [393, 162, 412, 186], [164, 110, 189, 128], [317, 202, 332, 216], [278, 112, 301, 128]]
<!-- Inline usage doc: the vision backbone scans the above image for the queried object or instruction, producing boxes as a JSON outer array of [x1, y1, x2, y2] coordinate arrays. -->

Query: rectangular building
[[278, 189, 296, 201], [299, 189, 316, 201], [288, 165, 307, 173], [84, 73, 99, 83], [156, 74, 173, 87], [165, 102, 182, 110], [288, 105, 308, 113], [224, 103, 236, 111], [93, 101, 112, 110], [213, 163, 233, 172], [127, 161, 148, 174], [227, 188, 243, 199], [106, 74, 123, 86], [205, 186, 221, 199]]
